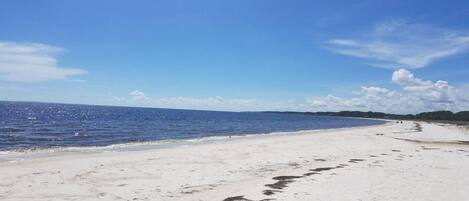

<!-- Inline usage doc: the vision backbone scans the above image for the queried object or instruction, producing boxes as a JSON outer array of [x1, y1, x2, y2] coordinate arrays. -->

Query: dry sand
[[1, 121, 469, 201]]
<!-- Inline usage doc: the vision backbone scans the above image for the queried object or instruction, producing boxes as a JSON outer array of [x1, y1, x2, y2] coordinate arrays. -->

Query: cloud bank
[[114, 90, 262, 111], [308, 69, 469, 114], [327, 20, 469, 69], [122, 69, 469, 114], [112, 90, 311, 112], [0, 41, 86, 82]]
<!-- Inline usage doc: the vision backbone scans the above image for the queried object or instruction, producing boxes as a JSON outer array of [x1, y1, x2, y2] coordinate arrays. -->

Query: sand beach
[[1, 121, 469, 201]]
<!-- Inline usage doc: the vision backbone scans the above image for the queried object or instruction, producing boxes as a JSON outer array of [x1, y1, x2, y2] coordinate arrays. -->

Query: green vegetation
[[262, 111, 469, 122]]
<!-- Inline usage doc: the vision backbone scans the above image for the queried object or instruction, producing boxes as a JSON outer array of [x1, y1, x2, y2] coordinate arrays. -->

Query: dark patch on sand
[[303, 172, 319, 176], [223, 196, 252, 201], [338, 164, 349, 167], [314, 159, 326, 162], [310, 167, 335, 172], [235, 158, 374, 199], [181, 189, 200, 194], [223, 195, 274, 201], [265, 176, 301, 190], [288, 162, 301, 168], [393, 137, 469, 147], [272, 176, 302, 180], [263, 164, 350, 196], [391, 149, 401, 152], [414, 123, 422, 132], [421, 146, 440, 150], [263, 189, 281, 195], [348, 159, 365, 163]]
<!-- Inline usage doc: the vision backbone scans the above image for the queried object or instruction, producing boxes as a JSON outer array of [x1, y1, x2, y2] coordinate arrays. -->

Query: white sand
[[1, 121, 469, 201]]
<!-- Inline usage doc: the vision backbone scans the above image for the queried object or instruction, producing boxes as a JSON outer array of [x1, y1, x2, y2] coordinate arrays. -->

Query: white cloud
[[0, 41, 86, 82], [392, 69, 456, 103], [308, 69, 469, 114], [118, 90, 261, 111], [155, 96, 258, 111], [391, 68, 426, 86], [113, 90, 309, 112], [121, 72, 469, 113], [327, 20, 469, 69], [129, 90, 150, 101], [360, 86, 389, 96]]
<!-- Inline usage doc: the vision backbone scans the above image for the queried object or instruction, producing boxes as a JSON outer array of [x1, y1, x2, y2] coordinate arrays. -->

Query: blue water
[[0, 101, 384, 151]]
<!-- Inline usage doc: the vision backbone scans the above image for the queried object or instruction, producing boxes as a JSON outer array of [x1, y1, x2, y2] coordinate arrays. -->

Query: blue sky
[[1, 0, 469, 113]]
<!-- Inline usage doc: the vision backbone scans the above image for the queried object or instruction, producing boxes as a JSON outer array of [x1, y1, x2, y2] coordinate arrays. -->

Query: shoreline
[[0, 119, 389, 160], [1, 121, 469, 201]]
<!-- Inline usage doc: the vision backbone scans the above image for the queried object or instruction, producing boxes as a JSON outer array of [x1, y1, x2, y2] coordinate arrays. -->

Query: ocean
[[0, 101, 385, 151]]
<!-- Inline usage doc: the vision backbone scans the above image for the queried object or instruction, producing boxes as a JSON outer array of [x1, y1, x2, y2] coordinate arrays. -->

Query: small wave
[[0, 113, 388, 153], [0, 122, 390, 156], [0, 128, 25, 132], [73, 132, 89, 137], [36, 128, 53, 132]]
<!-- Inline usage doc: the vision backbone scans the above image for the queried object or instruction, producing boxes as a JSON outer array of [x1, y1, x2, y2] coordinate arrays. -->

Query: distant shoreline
[[261, 110, 469, 123], [3, 100, 469, 121]]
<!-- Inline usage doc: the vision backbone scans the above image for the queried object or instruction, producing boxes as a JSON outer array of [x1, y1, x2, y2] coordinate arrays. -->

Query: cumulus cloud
[[129, 90, 150, 101], [0, 41, 86, 82], [392, 69, 455, 103], [115, 90, 261, 111], [309, 69, 469, 114], [155, 96, 259, 110], [360, 86, 389, 96], [327, 20, 469, 69], [113, 90, 312, 112]]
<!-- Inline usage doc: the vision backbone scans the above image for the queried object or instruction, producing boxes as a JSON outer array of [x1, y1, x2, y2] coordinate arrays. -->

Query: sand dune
[[1, 121, 469, 201]]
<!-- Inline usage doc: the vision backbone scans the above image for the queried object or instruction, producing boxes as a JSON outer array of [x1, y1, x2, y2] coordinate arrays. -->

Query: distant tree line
[[262, 111, 469, 122]]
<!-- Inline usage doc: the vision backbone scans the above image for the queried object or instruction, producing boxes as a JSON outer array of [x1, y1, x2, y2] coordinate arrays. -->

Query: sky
[[1, 0, 469, 114]]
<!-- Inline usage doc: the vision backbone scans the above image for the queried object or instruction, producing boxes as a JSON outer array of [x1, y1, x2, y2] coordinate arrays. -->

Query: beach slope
[[1, 121, 469, 201]]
